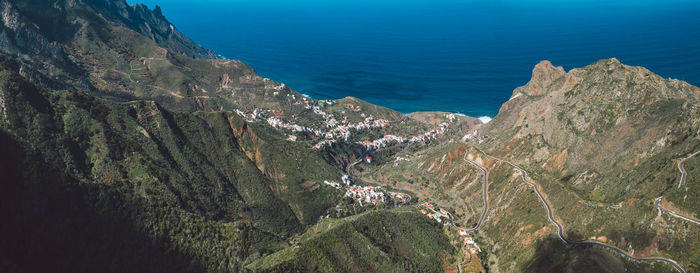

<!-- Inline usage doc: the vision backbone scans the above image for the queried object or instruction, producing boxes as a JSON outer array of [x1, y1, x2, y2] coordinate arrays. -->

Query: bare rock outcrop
[[484, 58, 700, 178]]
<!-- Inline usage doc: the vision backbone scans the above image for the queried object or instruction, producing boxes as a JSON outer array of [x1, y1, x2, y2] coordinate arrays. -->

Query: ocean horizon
[[129, 0, 700, 118]]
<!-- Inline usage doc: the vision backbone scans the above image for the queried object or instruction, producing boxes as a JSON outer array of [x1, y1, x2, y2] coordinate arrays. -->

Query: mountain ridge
[[1, 1, 700, 273]]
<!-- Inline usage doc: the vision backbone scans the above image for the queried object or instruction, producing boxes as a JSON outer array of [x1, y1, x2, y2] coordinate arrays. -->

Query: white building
[[342, 175, 352, 186]]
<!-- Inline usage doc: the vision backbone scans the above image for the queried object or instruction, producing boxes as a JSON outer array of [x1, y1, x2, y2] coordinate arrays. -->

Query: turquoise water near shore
[[130, 0, 700, 117]]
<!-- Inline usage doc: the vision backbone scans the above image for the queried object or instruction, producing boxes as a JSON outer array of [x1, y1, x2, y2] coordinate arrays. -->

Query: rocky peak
[[592, 57, 623, 69], [521, 60, 566, 96], [97, 0, 216, 59], [532, 60, 565, 81], [485, 58, 700, 182], [153, 5, 164, 18]]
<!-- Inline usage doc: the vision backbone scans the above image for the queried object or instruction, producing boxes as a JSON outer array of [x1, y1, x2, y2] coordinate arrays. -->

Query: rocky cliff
[[0, 1, 458, 272], [360, 59, 700, 272], [484, 58, 700, 200], [1, 1, 699, 273]]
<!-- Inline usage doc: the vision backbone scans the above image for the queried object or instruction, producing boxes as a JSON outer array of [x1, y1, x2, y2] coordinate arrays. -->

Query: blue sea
[[130, 0, 700, 118]]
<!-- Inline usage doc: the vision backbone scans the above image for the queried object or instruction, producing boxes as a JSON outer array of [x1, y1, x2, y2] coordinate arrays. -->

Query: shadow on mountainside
[[523, 233, 676, 273], [0, 130, 205, 273]]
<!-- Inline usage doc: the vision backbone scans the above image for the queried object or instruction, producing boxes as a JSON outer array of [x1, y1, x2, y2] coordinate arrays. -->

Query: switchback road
[[678, 150, 700, 188], [654, 149, 700, 226], [655, 197, 700, 225], [471, 146, 686, 273], [463, 151, 489, 233]]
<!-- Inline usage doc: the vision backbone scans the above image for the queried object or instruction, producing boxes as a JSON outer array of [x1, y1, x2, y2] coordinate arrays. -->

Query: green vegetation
[[2, 1, 700, 272], [524, 235, 676, 273], [0, 67, 344, 272], [247, 208, 454, 273]]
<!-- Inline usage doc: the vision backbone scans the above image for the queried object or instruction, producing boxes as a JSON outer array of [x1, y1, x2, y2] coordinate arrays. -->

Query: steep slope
[[0, 0, 317, 114], [0, 50, 454, 273], [247, 208, 455, 273], [0, 2, 468, 271], [0, 0, 452, 174], [0, 65, 346, 272], [484, 58, 700, 201], [0, 0, 428, 124], [2, 0, 699, 272], [11, 0, 215, 59], [0, 0, 212, 91], [360, 59, 700, 272]]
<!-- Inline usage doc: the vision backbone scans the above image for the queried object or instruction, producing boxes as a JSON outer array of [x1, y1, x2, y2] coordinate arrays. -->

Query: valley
[[1, 1, 699, 273]]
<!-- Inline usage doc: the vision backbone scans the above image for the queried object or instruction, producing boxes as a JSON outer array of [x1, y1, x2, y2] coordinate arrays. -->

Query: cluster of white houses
[[458, 229, 482, 254], [393, 156, 411, 167], [314, 116, 390, 144], [395, 156, 410, 162], [322, 175, 411, 207], [285, 91, 334, 111], [419, 202, 454, 225], [345, 185, 386, 206], [461, 130, 479, 141], [359, 134, 405, 150], [323, 180, 342, 189], [232, 104, 390, 149], [388, 192, 410, 205], [308, 103, 391, 143], [235, 102, 461, 157], [358, 121, 451, 150], [285, 93, 387, 138]]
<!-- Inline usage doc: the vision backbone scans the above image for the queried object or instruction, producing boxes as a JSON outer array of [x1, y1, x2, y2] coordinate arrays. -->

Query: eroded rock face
[[0, 0, 300, 113], [0, 0, 212, 60], [485, 58, 700, 177], [116, 2, 216, 59], [522, 60, 566, 96]]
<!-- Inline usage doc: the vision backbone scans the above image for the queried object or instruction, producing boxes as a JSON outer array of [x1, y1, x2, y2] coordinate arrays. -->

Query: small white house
[[465, 237, 474, 245], [342, 175, 351, 186]]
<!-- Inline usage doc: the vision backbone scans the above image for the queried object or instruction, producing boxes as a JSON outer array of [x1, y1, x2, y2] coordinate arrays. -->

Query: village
[[356, 120, 450, 151], [344, 185, 386, 206], [232, 98, 392, 149], [235, 92, 481, 254], [323, 175, 411, 207], [232, 90, 460, 152]]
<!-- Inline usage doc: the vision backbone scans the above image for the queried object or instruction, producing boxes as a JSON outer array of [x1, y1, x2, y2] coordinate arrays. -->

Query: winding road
[[678, 150, 700, 188], [655, 149, 700, 225], [655, 197, 700, 225], [470, 146, 687, 273], [463, 151, 489, 232]]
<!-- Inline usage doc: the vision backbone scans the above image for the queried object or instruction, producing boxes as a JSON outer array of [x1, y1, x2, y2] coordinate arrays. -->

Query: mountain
[[360, 59, 700, 272], [485, 59, 699, 191], [1, 0, 700, 273], [0, 1, 460, 272]]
